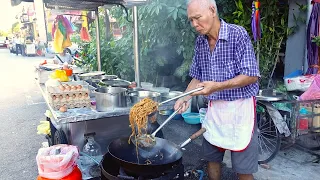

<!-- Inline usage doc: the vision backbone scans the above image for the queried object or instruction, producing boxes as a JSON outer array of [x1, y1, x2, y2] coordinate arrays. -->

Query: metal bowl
[[101, 79, 132, 88], [128, 90, 161, 104]]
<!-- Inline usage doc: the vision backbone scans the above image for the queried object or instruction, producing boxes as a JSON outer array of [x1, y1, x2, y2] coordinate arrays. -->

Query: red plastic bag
[[36, 144, 80, 179], [300, 74, 320, 101], [37, 166, 82, 180]]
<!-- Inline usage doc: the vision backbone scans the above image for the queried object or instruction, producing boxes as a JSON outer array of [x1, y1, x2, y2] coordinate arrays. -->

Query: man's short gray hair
[[186, 0, 219, 16]]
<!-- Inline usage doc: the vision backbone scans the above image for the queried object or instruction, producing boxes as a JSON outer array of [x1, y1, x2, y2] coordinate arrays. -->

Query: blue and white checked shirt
[[189, 20, 260, 101]]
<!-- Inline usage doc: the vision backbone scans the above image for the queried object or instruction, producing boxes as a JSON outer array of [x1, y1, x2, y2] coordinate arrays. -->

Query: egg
[[52, 95, 57, 100], [84, 93, 88, 98], [59, 95, 64, 100], [76, 85, 82, 90], [59, 85, 65, 91], [72, 94, 77, 99], [71, 86, 77, 91], [66, 94, 70, 100], [78, 93, 83, 99], [65, 86, 71, 91], [59, 106, 68, 112]]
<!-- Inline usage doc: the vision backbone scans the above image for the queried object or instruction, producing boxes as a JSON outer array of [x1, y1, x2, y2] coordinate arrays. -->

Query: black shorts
[[201, 125, 259, 174]]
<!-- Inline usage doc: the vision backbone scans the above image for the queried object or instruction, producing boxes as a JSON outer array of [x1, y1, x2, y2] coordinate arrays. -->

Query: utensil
[[132, 106, 183, 149], [99, 75, 118, 81], [107, 128, 206, 177], [128, 90, 161, 104], [158, 87, 204, 106]]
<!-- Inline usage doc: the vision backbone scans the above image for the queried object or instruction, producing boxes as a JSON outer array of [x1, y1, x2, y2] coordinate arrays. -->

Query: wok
[[107, 128, 206, 178]]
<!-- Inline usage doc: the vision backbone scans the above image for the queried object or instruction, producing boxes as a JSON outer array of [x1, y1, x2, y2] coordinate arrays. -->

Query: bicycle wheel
[[257, 102, 281, 164]]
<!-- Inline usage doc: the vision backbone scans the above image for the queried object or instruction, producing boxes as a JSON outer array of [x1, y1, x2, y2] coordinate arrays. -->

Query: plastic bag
[[36, 144, 80, 180], [300, 74, 320, 101], [37, 121, 50, 135]]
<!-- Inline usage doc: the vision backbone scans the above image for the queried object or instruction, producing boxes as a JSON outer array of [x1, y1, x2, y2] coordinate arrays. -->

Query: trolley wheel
[[257, 101, 281, 164], [53, 129, 68, 144]]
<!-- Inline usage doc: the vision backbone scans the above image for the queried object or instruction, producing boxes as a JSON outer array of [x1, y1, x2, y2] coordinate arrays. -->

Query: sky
[[0, 1, 28, 31]]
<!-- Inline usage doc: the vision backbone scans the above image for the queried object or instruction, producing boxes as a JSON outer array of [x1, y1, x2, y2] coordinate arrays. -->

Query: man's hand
[[174, 98, 190, 114], [192, 81, 223, 96]]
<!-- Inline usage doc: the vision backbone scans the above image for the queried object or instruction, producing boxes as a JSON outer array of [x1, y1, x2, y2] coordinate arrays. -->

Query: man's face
[[187, 1, 216, 35]]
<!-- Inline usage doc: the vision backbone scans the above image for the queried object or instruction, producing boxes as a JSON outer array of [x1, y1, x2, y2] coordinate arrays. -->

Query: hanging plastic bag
[[300, 74, 320, 101], [36, 144, 81, 180]]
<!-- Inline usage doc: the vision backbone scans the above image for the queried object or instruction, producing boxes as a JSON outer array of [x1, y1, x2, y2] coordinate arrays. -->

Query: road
[[0, 48, 319, 180], [0, 49, 46, 180]]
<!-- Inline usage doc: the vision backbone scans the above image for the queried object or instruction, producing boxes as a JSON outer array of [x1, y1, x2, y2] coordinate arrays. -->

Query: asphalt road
[[0, 49, 46, 180]]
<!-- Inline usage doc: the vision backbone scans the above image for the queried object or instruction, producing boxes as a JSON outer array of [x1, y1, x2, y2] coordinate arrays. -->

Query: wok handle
[[180, 128, 206, 148], [190, 128, 206, 140]]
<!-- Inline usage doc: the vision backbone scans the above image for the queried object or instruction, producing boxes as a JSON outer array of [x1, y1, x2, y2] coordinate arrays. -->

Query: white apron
[[202, 97, 255, 151]]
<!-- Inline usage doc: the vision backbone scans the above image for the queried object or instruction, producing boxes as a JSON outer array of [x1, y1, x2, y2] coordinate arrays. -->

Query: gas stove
[[101, 152, 184, 180]]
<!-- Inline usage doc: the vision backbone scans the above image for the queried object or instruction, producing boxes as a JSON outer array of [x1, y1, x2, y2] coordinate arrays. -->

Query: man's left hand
[[192, 81, 223, 96]]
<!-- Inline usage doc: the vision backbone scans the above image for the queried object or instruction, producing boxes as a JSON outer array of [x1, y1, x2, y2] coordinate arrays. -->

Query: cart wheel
[[54, 130, 68, 144], [257, 101, 281, 164]]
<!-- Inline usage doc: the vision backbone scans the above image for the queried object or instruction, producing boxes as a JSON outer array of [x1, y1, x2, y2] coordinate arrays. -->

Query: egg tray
[[50, 101, 92, 111], [46, 81, 90, 94]]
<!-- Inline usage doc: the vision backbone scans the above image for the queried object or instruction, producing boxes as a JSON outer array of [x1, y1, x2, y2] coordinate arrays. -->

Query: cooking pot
[[99, 75, 118, 81], [128, 90, 161, 104], [94, 87, 127, 111]]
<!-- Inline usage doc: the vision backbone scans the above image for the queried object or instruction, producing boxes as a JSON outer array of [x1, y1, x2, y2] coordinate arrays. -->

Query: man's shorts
[[201, 124, 259, 174]]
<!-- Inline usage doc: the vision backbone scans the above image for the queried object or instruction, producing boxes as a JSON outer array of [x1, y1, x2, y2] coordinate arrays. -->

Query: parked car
[[0, 37, 6, 47]]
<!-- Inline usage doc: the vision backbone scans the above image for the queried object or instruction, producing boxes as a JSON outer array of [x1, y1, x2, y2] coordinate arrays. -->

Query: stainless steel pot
[[159, 91, 183, 115], [94, 87, 127, 111], [128, 90, 161, 104]]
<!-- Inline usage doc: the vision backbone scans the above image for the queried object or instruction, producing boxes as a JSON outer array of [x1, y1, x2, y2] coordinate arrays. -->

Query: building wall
[[284, 0, 308, 76]]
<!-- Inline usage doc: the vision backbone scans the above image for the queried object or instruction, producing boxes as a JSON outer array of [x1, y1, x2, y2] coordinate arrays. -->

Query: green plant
[[312, 36, 320, 47]]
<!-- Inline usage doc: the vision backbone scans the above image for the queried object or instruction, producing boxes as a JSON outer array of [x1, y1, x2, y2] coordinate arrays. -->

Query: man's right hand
[[174, 98, 190, 114]]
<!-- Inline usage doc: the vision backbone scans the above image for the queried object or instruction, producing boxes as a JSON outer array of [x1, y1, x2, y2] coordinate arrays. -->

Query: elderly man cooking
[[174, 0, 260, 180]]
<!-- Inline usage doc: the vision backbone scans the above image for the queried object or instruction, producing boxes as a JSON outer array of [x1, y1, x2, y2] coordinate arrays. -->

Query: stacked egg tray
[[46, 81, 92, 110]]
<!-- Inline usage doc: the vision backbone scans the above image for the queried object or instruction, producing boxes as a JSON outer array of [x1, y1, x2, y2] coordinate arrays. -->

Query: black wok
[[107, 128, 206, 178]]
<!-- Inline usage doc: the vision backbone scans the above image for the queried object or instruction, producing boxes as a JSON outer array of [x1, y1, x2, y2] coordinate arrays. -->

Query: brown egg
[[84, 93, 88, 97], [59, 85, 65, 91], [71, 86, 77, 91], [59, 106, 67, 112], [59, 95, 63, 100], [72, 94, 77, 99], [76, 85, 82, 90], [66, 95, 70, 100], [78, 93, 83, 98], [52, 95, 57, 100], [65, 86, 71, 91]]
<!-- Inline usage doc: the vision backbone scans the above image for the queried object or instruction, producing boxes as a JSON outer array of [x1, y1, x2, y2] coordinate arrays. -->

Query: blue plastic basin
[[182, 113, 201, 124]]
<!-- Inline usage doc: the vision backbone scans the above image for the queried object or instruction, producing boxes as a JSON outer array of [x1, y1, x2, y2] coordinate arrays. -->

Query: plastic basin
[[182, 113, 201, 124]]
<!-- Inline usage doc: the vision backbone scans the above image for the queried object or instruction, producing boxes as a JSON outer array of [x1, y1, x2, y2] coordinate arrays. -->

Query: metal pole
[[95, 8, 101, 71], [133, 6, 140, 87]]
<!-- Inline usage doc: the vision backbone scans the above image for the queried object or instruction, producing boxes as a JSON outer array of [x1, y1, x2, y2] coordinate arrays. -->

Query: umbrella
[[251, 0, 262, 65]]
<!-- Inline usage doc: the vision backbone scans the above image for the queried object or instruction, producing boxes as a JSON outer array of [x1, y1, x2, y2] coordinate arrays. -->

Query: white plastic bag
[[36, 144, 79, 179]]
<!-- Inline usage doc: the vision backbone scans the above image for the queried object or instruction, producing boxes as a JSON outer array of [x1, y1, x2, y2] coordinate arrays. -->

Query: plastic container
[[81, 133, 102, 179], [182, 113, 201, 124], [298, 108, 309, 130], [199, 108, 207, 124]]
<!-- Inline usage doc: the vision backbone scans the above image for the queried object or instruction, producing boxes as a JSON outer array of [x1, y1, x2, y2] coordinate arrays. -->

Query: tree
[[11, 22, 20, 34]]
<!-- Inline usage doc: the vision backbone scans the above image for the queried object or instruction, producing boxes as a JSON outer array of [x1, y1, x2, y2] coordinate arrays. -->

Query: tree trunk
[[104, 8, 111, 41]]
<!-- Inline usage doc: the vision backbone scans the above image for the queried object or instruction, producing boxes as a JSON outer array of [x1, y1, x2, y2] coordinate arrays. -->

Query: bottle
[[299, 108, 309, 132]]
